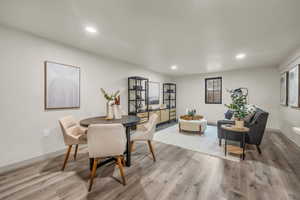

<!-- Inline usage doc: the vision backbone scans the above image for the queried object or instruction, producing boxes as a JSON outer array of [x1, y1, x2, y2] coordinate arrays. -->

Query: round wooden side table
[[221, 125, 249, 160]]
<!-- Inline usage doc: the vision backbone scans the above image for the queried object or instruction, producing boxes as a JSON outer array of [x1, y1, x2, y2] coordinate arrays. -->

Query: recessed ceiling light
[[235, 53, 246, 60], [171, 65, 178, 70], [85, 26, 97, 33]]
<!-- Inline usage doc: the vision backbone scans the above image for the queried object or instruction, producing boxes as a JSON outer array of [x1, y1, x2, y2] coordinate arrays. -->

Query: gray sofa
[[217, 108, 269, 154]]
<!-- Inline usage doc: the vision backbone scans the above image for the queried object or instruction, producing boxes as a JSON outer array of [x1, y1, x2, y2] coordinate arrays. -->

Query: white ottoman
[[179, 118, 207, 134]]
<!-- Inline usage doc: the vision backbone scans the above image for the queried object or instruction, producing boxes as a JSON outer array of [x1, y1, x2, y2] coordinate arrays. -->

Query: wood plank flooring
[[0, 129, 300, 200]]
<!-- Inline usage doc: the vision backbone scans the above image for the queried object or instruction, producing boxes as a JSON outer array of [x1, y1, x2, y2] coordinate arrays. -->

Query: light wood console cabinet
[[170, 108, 176, 120], [149, 109, 170, 123], [149, 110, 160, 122], [160, 109, 169, 123], [128, 77, 176, 126], [137, 112, 149, 124]]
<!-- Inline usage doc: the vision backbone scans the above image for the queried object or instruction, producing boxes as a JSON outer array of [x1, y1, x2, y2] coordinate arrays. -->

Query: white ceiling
[[0, 0, 300, 75]]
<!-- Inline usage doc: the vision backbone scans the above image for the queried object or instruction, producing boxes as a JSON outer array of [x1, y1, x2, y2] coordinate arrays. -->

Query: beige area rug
[[153, 124, 248, 162]]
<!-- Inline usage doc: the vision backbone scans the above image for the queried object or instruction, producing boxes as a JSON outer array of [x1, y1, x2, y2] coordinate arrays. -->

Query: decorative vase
[[106, 102, 109, 116], [235, 120, 244, 128], [113, 105, 122, 119], [106, 101, 114, 120]]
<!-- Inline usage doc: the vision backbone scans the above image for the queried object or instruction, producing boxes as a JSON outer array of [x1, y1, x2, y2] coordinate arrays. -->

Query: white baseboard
[[0, 147, 67, 174], [266, 128, 281, 133], [207, 121, 217, 126]]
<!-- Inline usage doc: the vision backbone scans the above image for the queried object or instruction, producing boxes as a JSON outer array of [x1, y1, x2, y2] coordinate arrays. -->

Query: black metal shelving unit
[[163, 83, 176, 121], [128, 76, 149, 124]]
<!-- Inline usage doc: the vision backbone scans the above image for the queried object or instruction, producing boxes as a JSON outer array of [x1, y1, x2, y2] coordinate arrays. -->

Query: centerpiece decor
[[100, 88, 122, 120], [186, 108, 196, 117], [180, 109, 202, 120], [225, 88, 248, 128], [180, 115, 203, 120]]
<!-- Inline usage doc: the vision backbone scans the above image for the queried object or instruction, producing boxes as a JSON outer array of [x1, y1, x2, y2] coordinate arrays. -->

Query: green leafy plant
[[100, 88, 120, 101], [225, 89, 248, 120]]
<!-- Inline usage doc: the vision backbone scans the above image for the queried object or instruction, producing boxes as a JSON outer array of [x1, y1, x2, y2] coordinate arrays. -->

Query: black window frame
[[205, 77, 222, 104]]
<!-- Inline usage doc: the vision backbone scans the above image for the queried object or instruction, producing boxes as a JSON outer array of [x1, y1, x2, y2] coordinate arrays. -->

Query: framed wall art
[[44, 61, 80, 109], [280, 72, 288, 106], [288, 65, 300, 107], [149, 81, 160, 105]]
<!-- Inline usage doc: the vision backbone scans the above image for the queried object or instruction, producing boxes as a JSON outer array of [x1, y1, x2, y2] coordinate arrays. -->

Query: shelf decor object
[[44, 61, 80, 109], [288, 64, 300, 107], [128, 76, 149, 124], [163, 83, 177, 121]]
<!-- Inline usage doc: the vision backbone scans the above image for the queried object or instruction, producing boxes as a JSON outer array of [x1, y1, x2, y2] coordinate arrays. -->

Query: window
[[205, 77, 222, 104]]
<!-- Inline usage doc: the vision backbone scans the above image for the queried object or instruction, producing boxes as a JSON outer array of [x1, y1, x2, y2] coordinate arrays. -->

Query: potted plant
[[225, 89, 248, 128]]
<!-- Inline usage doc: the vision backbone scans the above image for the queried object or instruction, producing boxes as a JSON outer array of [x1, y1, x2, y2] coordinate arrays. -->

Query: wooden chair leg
[[62, 145, 72, 171], [121, 156, 126, 166], [74, 144, 79, 160], [130, 141, 135, 153], [147, 140, 156, 162], [116, 156, 126, 185], [88, 158, 99, 192]]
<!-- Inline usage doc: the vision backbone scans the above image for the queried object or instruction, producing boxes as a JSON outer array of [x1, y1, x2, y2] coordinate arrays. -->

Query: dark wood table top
[[80, 115, 140, 127]]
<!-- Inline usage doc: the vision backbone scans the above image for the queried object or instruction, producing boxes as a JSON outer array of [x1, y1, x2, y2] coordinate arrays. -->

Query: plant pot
[[235, 120, 244, 128]]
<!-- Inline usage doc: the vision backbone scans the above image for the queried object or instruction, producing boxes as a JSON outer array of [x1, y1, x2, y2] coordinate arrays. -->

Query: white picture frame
[[45, 61, 80, 109], [280, 72, 288, 106], [288, 65, 300, 107], [149, 81, 160, 105]]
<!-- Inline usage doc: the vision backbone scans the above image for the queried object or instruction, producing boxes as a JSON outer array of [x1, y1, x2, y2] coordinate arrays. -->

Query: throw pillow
[[244, 105, 257, 123], [224, 110, 234, 120]]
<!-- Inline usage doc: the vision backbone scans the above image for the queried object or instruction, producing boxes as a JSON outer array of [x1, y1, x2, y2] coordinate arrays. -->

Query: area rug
[[153, 124, 242, 162]]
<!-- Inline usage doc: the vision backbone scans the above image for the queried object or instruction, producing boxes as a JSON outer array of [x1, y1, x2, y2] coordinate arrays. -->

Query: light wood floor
[[0, 129, 300, 200]]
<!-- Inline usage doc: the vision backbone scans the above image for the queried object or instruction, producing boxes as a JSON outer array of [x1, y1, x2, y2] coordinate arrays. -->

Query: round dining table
[[80, 115, 140, 168]]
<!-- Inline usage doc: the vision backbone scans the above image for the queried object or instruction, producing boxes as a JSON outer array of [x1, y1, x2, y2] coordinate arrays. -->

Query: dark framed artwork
[[280, 72, 288, 106], [44, 61, 80, 109], [205, 77, 222, 104], [288, 64, 300, 107], [149, 81, 160, 105]]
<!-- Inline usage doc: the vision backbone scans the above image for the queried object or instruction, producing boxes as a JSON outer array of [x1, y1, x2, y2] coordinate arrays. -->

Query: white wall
[[173, 67, 280, 129], [0, 26, 170, 168], [278, 48, 300, 146]]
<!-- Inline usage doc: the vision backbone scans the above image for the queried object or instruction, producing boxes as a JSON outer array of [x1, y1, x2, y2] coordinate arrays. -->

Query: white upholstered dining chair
[[59, 116, 87, 171], [87, 124, 126, 192], [131, 114, 159, 161]]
